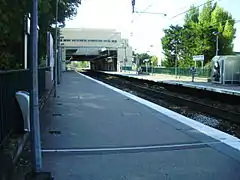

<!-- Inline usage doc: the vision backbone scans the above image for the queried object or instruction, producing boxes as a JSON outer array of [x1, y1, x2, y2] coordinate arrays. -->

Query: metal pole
[[24, 34, 28, 69], [24, 14, 30, 69], [124, 40, 127, 71], [151, 62, 153, 75], [216, 35, 219, 56], [30, 0, 42, 172], [175, 45, 177, 78], [54, 0, 58, 97], [136, 56, 138, 74], [57, 36, 61, 84]]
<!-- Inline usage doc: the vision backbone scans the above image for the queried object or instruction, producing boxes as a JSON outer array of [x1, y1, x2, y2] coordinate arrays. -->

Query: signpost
[[193, 55, 204, 61], [143, 59, 149, 73], [193, 55, 204, 69], [24, 13, 31, 69]]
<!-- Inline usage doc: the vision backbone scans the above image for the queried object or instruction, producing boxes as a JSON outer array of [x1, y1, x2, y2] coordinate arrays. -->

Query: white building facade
[[60, 28, 133, 71]]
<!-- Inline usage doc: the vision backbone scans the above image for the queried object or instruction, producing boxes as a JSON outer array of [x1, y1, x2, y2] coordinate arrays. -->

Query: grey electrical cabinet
[[211, 55, 240, 84]]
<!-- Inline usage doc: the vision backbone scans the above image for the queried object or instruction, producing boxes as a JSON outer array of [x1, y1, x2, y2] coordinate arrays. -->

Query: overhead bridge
[[60, 28, 133, 71]]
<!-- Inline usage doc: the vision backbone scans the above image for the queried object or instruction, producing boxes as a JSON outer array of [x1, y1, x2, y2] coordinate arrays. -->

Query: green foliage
[[0, 0, 81, 70], [161, 25, 183, 67], [161, 0, 236, 68], [134, 53, 152, 66], [184, 5, 199, 24], [150, 56, 158, 66], [70, 61, 89, 70]]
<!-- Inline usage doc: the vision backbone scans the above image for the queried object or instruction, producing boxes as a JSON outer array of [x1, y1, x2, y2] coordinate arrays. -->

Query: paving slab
[[40, 71, 240, 179]]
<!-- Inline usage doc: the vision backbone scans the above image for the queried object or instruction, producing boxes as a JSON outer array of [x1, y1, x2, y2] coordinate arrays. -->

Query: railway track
[[82, 71, 240, 126], [122, 80, 240, 124]]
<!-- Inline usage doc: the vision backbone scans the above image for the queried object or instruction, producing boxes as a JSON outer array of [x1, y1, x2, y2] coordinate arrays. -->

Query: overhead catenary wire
[[171, 0, 221, 19]]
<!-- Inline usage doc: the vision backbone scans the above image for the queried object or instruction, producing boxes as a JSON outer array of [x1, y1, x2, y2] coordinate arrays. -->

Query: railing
[[0, 67, 50, 145], [122, 66, 132, 71], [122, 66, 211, 78]]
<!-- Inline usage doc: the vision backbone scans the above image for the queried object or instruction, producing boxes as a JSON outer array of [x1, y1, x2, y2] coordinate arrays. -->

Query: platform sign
[[47, 32, 54, 81], [193, 55, 204, 61]]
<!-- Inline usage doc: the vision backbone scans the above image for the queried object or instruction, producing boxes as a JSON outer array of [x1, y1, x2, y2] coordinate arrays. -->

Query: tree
[[0, 0, 28, 69], [210, 5, 236, 55], [199, 0, 215, 26], [135, 53, 152, 66], [161, 0, 236, 68], [184, 5, 199, 25], [150, 56, 158, 66], [0, 0, 81, 70], [161, 25, 183, 67]]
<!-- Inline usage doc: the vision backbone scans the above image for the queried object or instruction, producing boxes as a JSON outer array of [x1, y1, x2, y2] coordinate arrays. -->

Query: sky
[[65, 0, 240, 59]]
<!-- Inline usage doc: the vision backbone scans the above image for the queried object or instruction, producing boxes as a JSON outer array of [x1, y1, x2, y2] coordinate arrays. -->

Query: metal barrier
[[122, 66, 132, 71], [0, 67, 50, 145], [140, 67, 211, 78]]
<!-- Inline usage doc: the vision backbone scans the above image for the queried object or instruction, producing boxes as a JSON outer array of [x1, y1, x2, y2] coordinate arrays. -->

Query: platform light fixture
[[213, 31, 220, 56], [132, 0, 135, 13]]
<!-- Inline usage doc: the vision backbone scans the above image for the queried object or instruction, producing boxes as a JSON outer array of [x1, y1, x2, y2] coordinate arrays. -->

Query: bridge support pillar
[[61, 48, 66, 71]]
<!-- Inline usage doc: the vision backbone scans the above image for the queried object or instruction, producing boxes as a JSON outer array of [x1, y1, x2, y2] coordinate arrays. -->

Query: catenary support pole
[[29, 0, 42, 173]]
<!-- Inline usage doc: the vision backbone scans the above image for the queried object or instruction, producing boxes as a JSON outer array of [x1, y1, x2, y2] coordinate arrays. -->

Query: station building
[[60, 28, 133, 71]]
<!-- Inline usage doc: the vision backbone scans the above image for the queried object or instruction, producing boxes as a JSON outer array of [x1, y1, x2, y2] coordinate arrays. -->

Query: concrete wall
[[60, 28, 132, 72]]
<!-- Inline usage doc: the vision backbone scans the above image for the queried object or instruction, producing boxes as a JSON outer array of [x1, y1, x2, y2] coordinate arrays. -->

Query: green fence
[[123, 66, 211, 78], [121, 66, 132, 71], [0, 67, 50, 145]]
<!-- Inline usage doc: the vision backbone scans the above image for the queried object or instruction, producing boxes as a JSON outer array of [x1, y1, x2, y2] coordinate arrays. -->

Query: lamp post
[[24, 13, 31, 69], [124, 41, 127, 71], [213, 31, 220, 56], [54, 0, 59, 97], [175, 43, 178, 79], [143, 59, 149, 74], [148, 45, 154, 75]]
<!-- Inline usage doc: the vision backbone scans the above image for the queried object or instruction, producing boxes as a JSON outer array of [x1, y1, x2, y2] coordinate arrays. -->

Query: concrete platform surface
[[106, 71, 240, 96], [41, 71, 240, 180]]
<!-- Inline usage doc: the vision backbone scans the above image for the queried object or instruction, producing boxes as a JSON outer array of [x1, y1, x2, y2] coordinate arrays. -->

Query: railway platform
[[106, 71, 240, 96], [40, 71, 240, 180]]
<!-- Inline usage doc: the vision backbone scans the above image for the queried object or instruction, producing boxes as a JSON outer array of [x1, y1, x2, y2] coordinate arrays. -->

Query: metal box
[[211, 55, 240, 84]]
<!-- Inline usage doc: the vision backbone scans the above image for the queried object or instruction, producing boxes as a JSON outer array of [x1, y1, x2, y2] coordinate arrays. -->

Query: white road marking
[[42, 142, 219, 153]]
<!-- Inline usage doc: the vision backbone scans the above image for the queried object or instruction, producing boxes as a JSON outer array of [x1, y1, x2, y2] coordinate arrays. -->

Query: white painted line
[[42, 142, 220, 153], [77, 71, 240, 151]]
